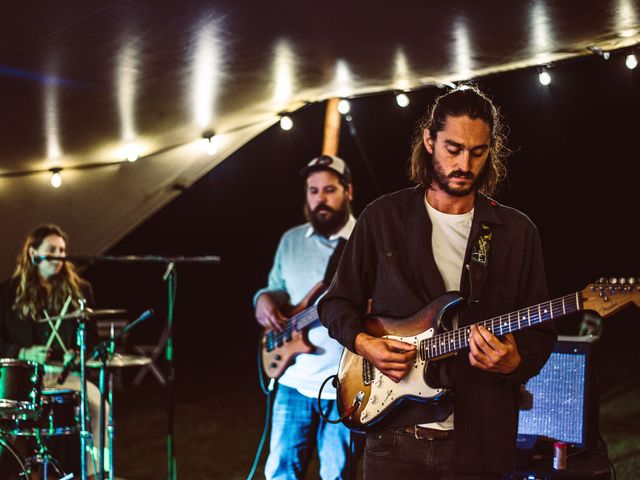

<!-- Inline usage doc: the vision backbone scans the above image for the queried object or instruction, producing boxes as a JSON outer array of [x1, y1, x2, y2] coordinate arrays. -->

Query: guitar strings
[[421, 293, 583, 360], [265, 306, 318, 348]]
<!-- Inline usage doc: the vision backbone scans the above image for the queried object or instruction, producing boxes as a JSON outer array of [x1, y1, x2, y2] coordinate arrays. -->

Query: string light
[[395, 92, 410, 108], [337, 99, 351, 114], [626, 53, 638, 70], [538, 68, 551, 86], [279, 115, 293, 131], [50, 169, 62, 188], [201, 130, 220, 156], [124, 144, 142, 162], [588, 46, 610, 60]]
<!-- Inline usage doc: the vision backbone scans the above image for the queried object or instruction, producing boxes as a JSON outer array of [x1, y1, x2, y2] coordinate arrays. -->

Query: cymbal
[[86, 353, 152, 369], [37, 308, 127, 323]]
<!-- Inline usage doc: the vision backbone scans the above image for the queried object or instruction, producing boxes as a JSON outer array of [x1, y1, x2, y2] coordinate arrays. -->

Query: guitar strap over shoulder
[[467, 223, 492, 308], [322, 237, 348, 287]]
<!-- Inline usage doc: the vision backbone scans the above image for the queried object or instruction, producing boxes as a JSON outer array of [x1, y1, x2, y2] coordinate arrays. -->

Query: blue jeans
[[265, 385, 353, 480]]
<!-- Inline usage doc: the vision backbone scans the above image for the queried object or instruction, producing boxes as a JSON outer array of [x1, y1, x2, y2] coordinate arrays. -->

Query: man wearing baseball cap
[[254, 154, 356, 479]]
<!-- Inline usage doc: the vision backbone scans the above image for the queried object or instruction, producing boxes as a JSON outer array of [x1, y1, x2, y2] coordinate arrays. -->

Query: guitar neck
[[288, 305, 320, 331], [421, 292, 582, 359]]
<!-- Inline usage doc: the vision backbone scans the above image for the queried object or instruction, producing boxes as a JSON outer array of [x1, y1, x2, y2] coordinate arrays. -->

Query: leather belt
[[404, 425, 454, 441]]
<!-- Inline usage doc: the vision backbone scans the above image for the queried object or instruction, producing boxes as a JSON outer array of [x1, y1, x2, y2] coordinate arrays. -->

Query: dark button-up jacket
[[318, 185, 557, 474]]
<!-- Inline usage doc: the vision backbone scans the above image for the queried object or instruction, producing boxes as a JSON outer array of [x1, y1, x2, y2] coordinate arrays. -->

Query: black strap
[[467, 223, 492, 307], [323, 237, 348, 286]]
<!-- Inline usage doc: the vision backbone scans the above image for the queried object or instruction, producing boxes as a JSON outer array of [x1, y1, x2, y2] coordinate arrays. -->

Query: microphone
[[92, 309, 155, 360], [32, 255, 66, 263], [57, 350, 78, 385], [122, 309, 154, 336], [162, 262, 175, 281]]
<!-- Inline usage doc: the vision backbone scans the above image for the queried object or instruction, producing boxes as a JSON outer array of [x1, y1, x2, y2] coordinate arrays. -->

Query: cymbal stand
[[23, 431, 69, 480], [76, 299, 90, 480], [108, 323, 115, 480], [94, 323, 115, 480], [92, 309, 156, 480]]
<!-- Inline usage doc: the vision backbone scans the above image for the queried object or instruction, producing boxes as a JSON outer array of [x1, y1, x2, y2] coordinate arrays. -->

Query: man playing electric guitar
[[254, 155, 356, 479], [318, 86, 557, 479]]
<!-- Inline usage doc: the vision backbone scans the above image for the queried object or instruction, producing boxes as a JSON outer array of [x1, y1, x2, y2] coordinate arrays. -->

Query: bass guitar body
[[260, 282, 326, 379]]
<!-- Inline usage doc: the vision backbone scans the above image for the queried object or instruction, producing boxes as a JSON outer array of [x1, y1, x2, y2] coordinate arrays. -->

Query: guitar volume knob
[[274, 354, 282, 360], [269, 363, 278, 369]]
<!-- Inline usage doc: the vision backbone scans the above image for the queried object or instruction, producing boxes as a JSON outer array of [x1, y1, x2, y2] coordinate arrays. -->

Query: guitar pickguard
[[359, 327, 444, 425]]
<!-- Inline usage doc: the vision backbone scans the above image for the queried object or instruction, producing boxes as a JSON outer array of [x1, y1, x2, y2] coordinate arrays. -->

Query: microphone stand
[[43, 254, 220, 480], [164, 263, 177, 480], [92, 309, 155, 480]]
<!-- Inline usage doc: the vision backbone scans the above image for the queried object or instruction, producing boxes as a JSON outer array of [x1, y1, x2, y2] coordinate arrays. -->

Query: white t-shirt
[[422, 198, 474, 430]]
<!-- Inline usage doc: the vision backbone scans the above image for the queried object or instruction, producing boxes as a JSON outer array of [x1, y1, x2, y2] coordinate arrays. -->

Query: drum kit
[[0, 308, 152, 480]]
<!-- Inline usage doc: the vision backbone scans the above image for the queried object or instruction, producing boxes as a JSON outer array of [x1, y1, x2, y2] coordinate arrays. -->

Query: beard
[[431, 155, 481, 197], [304, 197, 351, 238]]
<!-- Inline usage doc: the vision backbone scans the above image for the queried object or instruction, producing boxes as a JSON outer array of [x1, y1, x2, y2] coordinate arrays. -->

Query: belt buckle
[[414, 425, 432, 441], [414, 425, 448, 441]]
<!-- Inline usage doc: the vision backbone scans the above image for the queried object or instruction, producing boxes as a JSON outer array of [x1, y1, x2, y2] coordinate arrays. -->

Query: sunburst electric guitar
[[337, 278, 640, 431], [260, 282, 326, 379]]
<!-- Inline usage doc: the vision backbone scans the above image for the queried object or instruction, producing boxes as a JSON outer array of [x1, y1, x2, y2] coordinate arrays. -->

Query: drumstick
[[43, 311, 69, 354], [44, 295, 73, 351]]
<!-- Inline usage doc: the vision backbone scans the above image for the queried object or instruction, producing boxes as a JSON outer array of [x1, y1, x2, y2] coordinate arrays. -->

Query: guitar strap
[[322, 237, 348, 287], [303, 238, 348, 308], [467, 222, 492, 308]]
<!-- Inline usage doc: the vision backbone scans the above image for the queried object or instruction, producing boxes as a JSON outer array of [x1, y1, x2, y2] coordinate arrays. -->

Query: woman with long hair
[[1, 224, 92, 362], [0, 224, 108, 478]]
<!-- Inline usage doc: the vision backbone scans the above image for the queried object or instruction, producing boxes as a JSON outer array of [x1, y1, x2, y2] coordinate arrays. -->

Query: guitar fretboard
[[265, 305, 319, 348], [419, 293, 582, 360]]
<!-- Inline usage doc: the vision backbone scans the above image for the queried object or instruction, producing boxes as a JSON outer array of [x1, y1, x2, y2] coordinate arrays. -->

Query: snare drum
[[8, 388, 80, 436], [0, 358, 42, 419]]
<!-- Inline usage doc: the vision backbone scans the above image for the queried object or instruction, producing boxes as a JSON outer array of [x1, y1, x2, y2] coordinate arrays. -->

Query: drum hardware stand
[[92, 308, 155, 480], [41, 253, 220, 480], [76, 298, 90, 480], [23, 431, 69, 480], [0, 436, 30, 478], [164, 262, 176, 480]]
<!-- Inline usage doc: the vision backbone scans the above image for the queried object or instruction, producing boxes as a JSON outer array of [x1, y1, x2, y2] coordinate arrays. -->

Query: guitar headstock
[[581, 277, 640, 318]]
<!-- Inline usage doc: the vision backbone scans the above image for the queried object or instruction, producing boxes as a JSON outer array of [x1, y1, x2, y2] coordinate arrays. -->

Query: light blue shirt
[[254, 215, 356, 399]]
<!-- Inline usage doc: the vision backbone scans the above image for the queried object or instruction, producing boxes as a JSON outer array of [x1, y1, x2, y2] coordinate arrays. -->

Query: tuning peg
[[628, 277, 637, 285], [597, 277, 606, 284], [619, 278, 627, 285], [609, 277, 618, 285]]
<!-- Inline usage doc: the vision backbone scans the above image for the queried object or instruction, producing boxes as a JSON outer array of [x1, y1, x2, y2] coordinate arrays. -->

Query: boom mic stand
[[41, 254, 220, 480], [92, 309, 155, 480]]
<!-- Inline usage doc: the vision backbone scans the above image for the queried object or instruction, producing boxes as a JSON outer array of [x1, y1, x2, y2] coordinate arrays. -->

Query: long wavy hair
[[12, 224, 88, 321], [408, 85, 509, 197]]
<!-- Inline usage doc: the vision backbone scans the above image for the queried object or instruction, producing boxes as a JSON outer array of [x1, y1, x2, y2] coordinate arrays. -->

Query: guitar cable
[[247, 337, 276, 480], [317, 374, 358, 424], [317, 374, 363, 480]]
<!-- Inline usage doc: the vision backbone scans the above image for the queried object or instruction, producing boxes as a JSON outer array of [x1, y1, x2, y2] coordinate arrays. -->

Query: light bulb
[[279, 115, 293, 131], [538, 70, 551, 86], [626, 53, 638, 70], [395, 93, 410, 108], [50, 171, 62, 188], [337, 99, 351, 114]]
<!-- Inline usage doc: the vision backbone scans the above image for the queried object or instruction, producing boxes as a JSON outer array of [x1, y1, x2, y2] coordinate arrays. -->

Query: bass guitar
[[260, 282, 326, 379], [337, 277, 640, 431]]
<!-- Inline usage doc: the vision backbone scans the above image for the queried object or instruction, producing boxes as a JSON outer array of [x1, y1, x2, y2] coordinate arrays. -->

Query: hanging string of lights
[[1, 43, 636, 188]]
